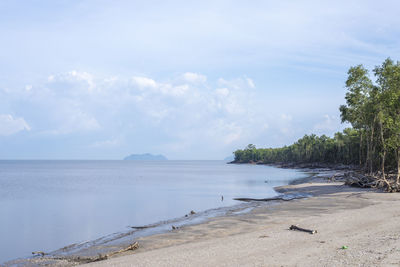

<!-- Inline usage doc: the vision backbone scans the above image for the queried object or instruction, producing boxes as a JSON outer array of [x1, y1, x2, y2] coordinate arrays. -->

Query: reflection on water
[[0, 160, 307, 262]]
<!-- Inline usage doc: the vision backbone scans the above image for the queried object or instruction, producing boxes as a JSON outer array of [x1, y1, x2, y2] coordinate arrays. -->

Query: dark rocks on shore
[[274, 162, 359, 170], [229, 160, 359, 171]]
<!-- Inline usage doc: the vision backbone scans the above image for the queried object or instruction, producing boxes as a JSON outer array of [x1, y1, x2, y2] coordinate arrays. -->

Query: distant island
[[124, 153, 168, 161]]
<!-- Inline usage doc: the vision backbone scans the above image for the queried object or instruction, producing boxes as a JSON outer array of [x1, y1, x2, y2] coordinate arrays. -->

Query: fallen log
[[344, 173, 400, 192], [32, 251, 46, 256], [107, 242, 139, 257], [234, 195, 307, 202], [36, 242, 139, 264], [289, 225, 317, 234], [130, 226, 150, 229]]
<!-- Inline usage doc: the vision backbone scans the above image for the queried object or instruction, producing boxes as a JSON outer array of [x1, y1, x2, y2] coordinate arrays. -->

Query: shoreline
[[85, 166, 400, 266], [5, 164, 310, 266], [9, 165, 398, 266], [6, 197, 268, 266]]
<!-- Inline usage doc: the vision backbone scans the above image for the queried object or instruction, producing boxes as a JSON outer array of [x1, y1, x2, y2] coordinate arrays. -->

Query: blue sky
[[1, 0, 400, 159]]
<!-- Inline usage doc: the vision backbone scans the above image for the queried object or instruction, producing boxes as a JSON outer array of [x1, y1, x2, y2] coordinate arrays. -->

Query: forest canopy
[[233, 58, 400, 184]]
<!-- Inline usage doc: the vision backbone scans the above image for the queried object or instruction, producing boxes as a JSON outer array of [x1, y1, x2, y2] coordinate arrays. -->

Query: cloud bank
[[0, 70, 344, 159], [0, 114, 30, 136]]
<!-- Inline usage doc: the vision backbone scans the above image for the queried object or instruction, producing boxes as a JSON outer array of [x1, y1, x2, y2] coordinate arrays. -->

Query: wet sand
[[86, 174, 400, 266]]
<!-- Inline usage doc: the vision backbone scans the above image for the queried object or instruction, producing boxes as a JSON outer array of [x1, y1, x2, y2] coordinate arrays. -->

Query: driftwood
[[344, 172, 377, 188], [106, 242, 139, 258], [130, 226, 150, 229], [234, 195, 307, 202], [33, 242, 139, 264], [343, 171, 400, 192], [32, 251, 46, 256], [289, 225, 317, 234]]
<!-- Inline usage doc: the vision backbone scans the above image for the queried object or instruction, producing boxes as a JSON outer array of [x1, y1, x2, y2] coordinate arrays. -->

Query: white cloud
[[3, 70, 338, 158], [280, 114, 293, 121], [0, 114, 31, 136], [47, 70, 96, 92], [158, 84, 189, 96], [63, 110, 100, 133], [313, 114, 343, 135], [217, 77, 255, 90], [0, 68, 352, 159], [68, 70, 95, 91], [39, 109, 100, 135], [246, 78, 255, 88], [207, 120, 243, 145], [131, 76, 157, 89], [215, 88, 229, 97], [182, 72, 207, 83], [91, 137, 122, 148]]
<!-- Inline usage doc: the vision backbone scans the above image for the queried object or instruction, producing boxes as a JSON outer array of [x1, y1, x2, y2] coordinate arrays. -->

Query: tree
[[374, 58, 400, 183], [232, 58, 400, 190], [339, 65, 374, 171]]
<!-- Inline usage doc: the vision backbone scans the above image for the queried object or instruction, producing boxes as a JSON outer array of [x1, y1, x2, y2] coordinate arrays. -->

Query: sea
[[0, 160, 308, 263]]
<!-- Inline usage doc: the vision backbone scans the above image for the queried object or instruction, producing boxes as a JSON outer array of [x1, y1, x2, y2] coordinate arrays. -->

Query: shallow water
[[0, 160, 307, 263]]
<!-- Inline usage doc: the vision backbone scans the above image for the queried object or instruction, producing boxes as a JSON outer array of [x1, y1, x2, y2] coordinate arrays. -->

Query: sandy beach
[[4, 1, 400, 266], [85, 173, 400, 267]]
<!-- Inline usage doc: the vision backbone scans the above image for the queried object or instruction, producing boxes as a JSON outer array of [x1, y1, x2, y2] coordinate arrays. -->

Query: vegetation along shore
[[234, 58, 400, 192]]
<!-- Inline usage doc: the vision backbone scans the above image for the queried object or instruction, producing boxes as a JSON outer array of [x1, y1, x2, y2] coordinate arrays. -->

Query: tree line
[[233, 58, 400, 183]]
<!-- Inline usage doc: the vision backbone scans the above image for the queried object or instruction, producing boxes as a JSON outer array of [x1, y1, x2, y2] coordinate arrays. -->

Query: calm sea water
[[0, 160, 307, 262]]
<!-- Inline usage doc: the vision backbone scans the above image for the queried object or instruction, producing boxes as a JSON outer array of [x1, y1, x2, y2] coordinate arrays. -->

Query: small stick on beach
[[289, 225, 317, 234]]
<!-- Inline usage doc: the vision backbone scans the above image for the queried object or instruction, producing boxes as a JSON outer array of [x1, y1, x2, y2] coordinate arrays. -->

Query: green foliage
[[234, 129, 359, 165], [233, 58, 400, 179]]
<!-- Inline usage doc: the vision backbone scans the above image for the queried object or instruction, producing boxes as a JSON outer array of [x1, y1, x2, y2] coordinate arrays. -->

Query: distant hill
[[124, 153, 168, 161], [224, 155, 234, 161]]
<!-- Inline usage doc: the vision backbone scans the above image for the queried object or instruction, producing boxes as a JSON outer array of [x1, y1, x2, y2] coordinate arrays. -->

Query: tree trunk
[[397, 147, 400, 185], [369, 117, 377, 174], [382, 150, 386, 178], [359, 132, 363, 166], [364, 131, 370, 172], [370, 129, 374, 174], [379, 120, 386, 178]]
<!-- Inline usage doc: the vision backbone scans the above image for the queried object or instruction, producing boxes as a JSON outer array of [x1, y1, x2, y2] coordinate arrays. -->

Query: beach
[[3, 1, 399, 266], [85, 172, 400, 267]]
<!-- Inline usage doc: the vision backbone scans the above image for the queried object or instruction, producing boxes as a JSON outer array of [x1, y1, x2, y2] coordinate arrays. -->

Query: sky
[[1, 0, 400, 160]]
